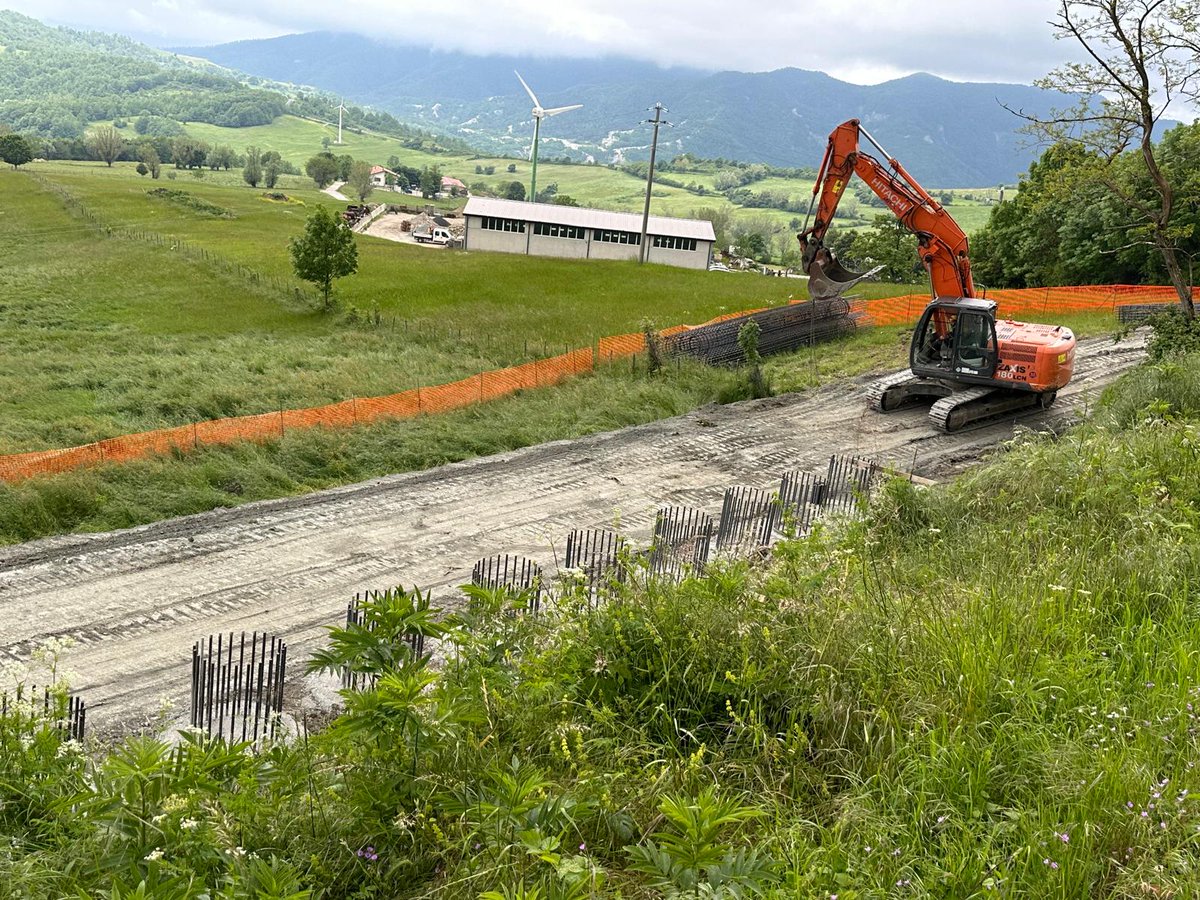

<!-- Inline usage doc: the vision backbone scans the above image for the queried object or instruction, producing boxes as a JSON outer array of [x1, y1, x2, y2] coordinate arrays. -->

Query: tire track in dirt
[[0, 333, 1146, 734]]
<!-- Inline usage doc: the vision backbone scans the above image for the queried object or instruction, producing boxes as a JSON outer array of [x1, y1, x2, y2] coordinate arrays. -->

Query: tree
[[506, 163, 517, 173], [290, 206, 359, 310], [87, 125, 124, 167], [243, 145, 263, 187], [336, 154, 354, 181], [1016, 0, 1200, 317], [850, 215, 926, 283], [264, 159, 283, 189], [503, 180, 526, 201], [694, 206, 734, 251], [347, 160, 375, 202], [553, 195, 581, 207], [139, 145, 161, 179], [0, 133, 34, 169], [420, 166, 442, 198], [210, 144, 236, 171], [170, 136, 208, 169], [305, 153, 339, 189], [136, 162, 149, 177]]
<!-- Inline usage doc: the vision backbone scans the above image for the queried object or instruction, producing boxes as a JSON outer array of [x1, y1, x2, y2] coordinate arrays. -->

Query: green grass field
[[0, 160, 868, 454]]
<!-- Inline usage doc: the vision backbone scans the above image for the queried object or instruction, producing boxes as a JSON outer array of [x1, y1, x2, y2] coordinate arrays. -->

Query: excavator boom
[[800, 119, 973, 302]]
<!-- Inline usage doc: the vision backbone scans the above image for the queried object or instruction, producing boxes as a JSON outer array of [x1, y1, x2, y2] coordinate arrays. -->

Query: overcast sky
[[2, 0, 1076, 85]]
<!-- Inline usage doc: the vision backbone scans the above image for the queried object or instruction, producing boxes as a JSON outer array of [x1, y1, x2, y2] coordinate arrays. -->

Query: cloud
[[3, 0, 1074, 85]]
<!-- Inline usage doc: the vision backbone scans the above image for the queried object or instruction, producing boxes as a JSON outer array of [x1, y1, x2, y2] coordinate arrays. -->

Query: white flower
[[144, 848, 164, 862], [180, 818, 200, 830], [54, 739, 83, 759]]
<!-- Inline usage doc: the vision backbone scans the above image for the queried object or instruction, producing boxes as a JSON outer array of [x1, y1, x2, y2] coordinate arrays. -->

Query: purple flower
[[579, 842, 586, 852]]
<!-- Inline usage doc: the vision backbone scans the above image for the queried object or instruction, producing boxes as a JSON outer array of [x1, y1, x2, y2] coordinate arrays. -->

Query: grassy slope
[[3, 354, 1199, 898], [2, 162, 810, 452]]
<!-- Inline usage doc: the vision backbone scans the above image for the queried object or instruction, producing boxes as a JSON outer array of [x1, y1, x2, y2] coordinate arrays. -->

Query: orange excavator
[[798, 119, 1076, 432]]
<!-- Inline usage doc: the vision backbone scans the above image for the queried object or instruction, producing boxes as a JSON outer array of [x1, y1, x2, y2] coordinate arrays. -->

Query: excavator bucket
[[807, 253, 884, 301], [799, 236, 883, 300]]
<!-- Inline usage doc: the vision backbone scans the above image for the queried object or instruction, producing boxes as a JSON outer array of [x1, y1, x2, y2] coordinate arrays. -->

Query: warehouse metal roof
[[463, 197, 716, 242]]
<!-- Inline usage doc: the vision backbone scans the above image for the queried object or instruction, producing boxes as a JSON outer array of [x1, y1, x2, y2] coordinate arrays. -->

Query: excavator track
[[866, 371, 955, 412], [928, 387, 1045, 433], [866, 371, 919, 411]]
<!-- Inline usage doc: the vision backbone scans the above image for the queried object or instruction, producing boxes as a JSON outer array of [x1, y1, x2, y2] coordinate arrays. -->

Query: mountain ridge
[[174, 31, 1079, 186]]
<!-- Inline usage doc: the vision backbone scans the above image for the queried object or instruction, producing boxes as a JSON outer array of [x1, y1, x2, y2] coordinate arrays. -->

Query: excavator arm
[[799, 119, 974, 302]]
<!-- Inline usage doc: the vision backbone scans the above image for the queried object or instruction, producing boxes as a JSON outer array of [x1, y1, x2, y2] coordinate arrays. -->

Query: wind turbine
[[514, 71, 581, 202], [335, 98, 348, 145]]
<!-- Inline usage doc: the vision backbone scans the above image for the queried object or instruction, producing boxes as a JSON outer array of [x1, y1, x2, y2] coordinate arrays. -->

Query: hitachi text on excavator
[[798, 119, 1076, 432]]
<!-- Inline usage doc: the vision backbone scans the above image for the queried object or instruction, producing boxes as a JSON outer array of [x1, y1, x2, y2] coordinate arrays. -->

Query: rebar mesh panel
[[715, 486, 776, 553], [190, 631, 286, 746], [663, 297, 860, 366], [823, 454, 880, 518], [0, 685, 86, 741], [774, 470, 825, 535], [650, 506, 714, 580], [564, 528, 626, 604], [471, 554, 543, 615], [342, 589, 429, 691]]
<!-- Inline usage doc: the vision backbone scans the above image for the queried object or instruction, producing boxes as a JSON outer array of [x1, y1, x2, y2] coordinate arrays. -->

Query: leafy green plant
[[1146, 306, 1200, 361], [306, 586, 444, 683], [626, 787, 777, 898]]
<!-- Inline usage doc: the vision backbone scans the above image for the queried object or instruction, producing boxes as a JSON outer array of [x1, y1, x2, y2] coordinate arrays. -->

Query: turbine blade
[[542, 104, 583, 117], [514, 70, 540, 108]]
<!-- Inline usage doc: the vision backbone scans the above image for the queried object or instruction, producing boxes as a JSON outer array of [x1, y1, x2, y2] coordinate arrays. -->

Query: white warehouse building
[[462, 197, 715, 270]]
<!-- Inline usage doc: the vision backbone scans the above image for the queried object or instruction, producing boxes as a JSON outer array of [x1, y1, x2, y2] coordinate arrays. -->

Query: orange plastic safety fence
[[0, 286, 1187, 483], [860, 284, 1195, 327]]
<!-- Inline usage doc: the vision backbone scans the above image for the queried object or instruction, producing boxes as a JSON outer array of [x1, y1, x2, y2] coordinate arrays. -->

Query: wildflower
[[1049, 584, 1068, 593], [579, 842, 586, 852], [592, 654, 608, 674], [180, 818, 200, 830], [891, 848, 902, 857], [55, 739, 82, 758], [145, 848, 164, 862], [936, 815, 946, 824], [1043, 858, 1059, 870], [1057, 832, 1070, 844]]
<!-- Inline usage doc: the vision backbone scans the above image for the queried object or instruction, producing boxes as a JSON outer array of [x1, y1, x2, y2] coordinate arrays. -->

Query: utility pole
[[639, 102, 669, 264]]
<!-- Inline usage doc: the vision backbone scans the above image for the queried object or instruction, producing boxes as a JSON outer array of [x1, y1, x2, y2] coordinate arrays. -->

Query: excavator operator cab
[[911, 298, 999, 381]]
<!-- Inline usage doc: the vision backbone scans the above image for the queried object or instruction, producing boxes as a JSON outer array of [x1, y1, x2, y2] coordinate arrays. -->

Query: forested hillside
[[970, 123, 1200, 289], [0, 11, 467, 154]]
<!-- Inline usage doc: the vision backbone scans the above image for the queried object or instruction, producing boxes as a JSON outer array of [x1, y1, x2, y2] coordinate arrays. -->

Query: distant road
[[323, 181, 349, 201]]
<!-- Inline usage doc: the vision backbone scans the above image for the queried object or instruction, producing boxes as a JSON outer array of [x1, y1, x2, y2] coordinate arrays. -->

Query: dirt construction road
[[0, 334, 1146, 734]]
